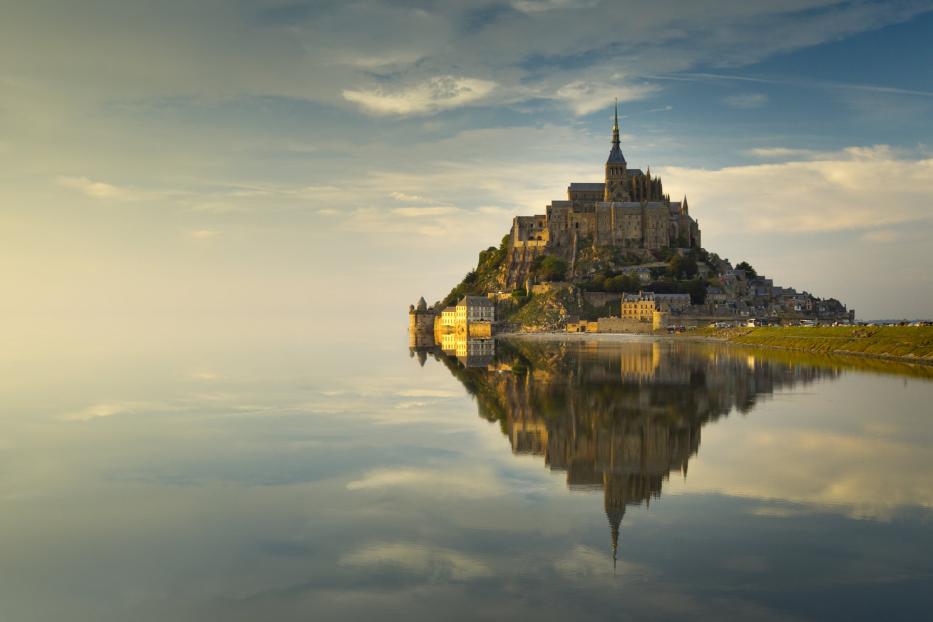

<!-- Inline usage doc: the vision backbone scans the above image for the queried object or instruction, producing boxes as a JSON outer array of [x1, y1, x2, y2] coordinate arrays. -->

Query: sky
[[2, 0, 933, 336]]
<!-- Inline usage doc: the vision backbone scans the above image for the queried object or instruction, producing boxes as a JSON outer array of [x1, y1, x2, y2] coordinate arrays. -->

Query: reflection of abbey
[[416, 337, 837, 568], [507, 102, 700, 288]]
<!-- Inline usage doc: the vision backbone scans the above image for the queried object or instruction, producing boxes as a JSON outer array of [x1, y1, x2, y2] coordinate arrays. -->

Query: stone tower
[[604, 99, 629, 202]]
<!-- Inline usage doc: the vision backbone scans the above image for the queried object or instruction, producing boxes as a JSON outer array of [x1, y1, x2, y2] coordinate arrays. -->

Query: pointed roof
[[607, 99, 626, 164], [607, 507, 624, 573]]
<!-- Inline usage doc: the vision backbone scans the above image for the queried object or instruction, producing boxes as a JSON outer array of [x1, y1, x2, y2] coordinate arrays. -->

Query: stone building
[[621, 291, 692, 321], [434, 295, 495, 337], [408, 297, 436, 348], [456, 295, 495, 323], [439, 306, 458, 329], [506, 102, 701, 287]]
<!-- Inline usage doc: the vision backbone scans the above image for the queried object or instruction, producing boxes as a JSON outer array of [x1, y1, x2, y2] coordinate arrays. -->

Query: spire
[[612, 98, 620, 144], [607, 99, 626, 165]]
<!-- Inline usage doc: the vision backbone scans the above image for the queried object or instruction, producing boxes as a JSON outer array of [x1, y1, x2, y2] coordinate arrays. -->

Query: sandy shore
[[498, 331, 725, 344]]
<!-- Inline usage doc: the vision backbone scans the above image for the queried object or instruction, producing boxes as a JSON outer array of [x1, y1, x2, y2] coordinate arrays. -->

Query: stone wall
[[409, 312, 435, 334], [531, 281, 571, 295], [596, 316, 655, 333]]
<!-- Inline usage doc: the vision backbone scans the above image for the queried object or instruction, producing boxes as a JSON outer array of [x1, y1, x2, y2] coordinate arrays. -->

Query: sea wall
[[596, 317, 653, 333]]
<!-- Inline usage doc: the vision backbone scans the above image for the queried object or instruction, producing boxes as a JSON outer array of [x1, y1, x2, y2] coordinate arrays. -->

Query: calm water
[[3, 329, 932, 621]]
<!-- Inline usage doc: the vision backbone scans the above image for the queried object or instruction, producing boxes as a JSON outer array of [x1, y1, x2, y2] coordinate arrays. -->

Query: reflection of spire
[[428, 338, 842, 575], [607, 507, 623, 574]]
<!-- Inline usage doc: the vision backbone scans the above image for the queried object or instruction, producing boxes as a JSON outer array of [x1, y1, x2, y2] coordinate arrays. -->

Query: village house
[[706, 287, 728, 305], [457, 295, 495, 322], [621, 291, 692, 322]]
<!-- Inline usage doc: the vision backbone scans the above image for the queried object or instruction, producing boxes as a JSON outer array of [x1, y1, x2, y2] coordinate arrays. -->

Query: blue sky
[[2, 0, 932, 330]]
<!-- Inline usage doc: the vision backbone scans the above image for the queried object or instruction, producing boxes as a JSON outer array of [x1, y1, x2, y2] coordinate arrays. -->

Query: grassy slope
[[690, 326, 933, 362]]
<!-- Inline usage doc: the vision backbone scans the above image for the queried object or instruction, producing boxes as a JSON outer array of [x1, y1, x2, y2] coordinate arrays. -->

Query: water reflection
[[3, 328, 932, 620], [414, 336, 839, 565]]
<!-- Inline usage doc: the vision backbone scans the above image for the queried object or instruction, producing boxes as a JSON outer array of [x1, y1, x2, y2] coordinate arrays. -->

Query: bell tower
[[604, 99, 629, 202]]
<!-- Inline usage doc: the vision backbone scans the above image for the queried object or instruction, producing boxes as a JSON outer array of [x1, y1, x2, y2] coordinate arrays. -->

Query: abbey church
[[506, 103, 701, 287]]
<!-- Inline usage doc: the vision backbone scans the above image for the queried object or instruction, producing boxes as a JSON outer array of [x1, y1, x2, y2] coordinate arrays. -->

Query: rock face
[[507, 285, 586, 332]]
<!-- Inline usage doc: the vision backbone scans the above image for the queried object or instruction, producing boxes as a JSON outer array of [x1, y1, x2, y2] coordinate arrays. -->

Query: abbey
[[506, 103, 700, 287]]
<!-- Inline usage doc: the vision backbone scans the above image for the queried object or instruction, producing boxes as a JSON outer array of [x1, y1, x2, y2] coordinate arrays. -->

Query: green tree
[[685, 279, 707, 304], [533, 255, 568, 282], [668, 254, 698, 279], [736, 261, 758, 279], [605, 274, 640, 293]]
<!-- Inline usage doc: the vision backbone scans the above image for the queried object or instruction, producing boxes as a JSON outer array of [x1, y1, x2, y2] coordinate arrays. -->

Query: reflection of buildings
[[425, 338, 838, 569], [409, 333, 496, 369], [409, 294, 496, 368], [440, 333, 495, 368]]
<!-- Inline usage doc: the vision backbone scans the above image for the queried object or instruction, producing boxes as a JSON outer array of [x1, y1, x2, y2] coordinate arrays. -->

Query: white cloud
[[746, 147, 818, 159], [416, 225, 448, 236], [553, 545, 647, 579], [390, 207, 461, 217], [674, 421, 933, 520], [59, 401, 152, 422], [661, 146, 933, 234], [56, 176, 127, 199], [3, 0, 928, 125], [511, 0, 601, 13], [861, 229, 898, 243], [340, 542, 493, 581], [297, 185, 343, 197], [389, 191, 427, 202], [337, 52, 423, 70], [347, 467, 506, 498], [555, 80, 661, 115], [190, 370, 220, 380], [188, 229, 217, 239], [343, 76, 497, 116], [724, 93, 769, 108]]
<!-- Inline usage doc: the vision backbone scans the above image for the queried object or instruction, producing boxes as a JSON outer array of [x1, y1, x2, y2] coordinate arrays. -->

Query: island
[[409, 103, 931, 364]]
